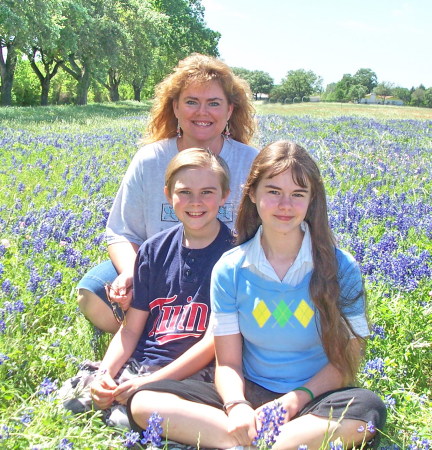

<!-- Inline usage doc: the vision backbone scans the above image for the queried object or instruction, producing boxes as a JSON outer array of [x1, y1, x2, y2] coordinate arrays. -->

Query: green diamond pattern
[[273, 300, 292, 327]]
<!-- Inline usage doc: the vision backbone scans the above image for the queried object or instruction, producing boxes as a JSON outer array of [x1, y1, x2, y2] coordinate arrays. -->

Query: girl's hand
[[112, 377, 147, 405], [226, 403, 257, 446], [107, 273, 133, 310], [90, 373, 118, 409], [255, 391, 308, 426]]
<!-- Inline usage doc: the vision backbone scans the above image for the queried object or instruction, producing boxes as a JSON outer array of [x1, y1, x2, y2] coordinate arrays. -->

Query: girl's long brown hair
[[143, 53, 256, 145], [236, 140, 365, 383]]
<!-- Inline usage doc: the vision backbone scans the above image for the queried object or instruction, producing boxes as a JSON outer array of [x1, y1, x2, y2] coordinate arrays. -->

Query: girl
[[127, 141, 386, 449], [67, 148, 234, 424]]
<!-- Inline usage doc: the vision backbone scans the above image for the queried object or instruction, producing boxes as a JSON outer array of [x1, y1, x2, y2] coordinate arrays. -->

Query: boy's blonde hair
[[165, 148, 230, 197]]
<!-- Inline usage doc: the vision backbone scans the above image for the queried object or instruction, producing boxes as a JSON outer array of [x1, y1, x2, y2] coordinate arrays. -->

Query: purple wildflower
[[0, 424, 10, 440], [19, 410, 34, 425], [253, 401, 287, 448], [122, 430, 141, 448], [0, 353, 9, 364], [329, 442, 344, 450], [57, 438, 73, 449], [37, 377, 58, 397], [140, 412, 163, 447], [384, 395, 396, 409], [371, 324, 386, 339], [363, 357, 386, 378]]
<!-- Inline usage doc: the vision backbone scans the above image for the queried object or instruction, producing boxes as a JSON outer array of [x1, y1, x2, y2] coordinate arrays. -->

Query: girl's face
[[164, 166, 228, 237], [250, 167, 311, 237], [173, 80, 233, 149]]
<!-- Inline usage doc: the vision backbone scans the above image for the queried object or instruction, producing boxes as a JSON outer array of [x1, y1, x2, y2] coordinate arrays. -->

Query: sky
[[201, 0, 432, 89]]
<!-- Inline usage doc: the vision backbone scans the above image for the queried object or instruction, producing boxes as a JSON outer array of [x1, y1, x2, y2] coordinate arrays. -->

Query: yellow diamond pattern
[[253, 300, 271, 328], [294, 300, 314, 328]]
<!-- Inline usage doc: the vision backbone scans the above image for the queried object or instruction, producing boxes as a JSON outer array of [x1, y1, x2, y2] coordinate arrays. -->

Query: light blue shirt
[[211, 232, 369, 393]]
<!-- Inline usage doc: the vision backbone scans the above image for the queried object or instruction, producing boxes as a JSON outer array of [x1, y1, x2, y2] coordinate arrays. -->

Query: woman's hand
[[112, 377, 147, 405], [90, 373, 118, 409], [107, 273, 133, 311], [226, 403, 257, 446]]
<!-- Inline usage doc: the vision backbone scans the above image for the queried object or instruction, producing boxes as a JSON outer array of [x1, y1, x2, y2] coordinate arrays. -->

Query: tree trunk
[[40, 78, 50, 106], [132, 78, 144, 102], [0, 43, 18, 106], [107, 68, 121, 102], [29, 52, 63, 106], [76, 67, 91, 105], [133, 84, 141, 102]]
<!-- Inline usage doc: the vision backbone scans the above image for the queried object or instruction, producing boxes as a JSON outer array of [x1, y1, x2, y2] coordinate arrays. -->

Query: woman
[[127, 141, 386, 449], [77, 53, 257, 333]]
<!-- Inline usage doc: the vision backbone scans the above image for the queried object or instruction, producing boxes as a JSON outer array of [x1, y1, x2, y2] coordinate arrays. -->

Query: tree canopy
[[0, 0, 220, 106]]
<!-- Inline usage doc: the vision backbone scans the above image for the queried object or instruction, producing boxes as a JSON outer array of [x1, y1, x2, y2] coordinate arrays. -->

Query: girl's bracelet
[[292, 386, 314, 400], [223, 399, 252, 413]]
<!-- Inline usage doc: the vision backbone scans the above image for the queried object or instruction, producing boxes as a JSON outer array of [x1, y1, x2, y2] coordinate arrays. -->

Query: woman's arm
[[107, 241, 140, 310]]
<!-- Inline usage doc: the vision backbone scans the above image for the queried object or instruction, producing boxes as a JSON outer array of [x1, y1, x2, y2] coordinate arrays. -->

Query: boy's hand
[[112, 377, 147, 405], [90, 373, 118, 409]]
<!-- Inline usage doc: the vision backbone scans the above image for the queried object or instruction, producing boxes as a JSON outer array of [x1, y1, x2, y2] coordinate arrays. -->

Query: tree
[[329, 74, 355, 102], [411, 87, 425, 107], [149, 0, 220, 84], [423, 88, 432, 108], [232, 67, 273, 99], [278, 69, 322, 102], [393, 87, 411, 104], [111, 0, 168, 102], [58, 0, 126, 105], [0, 0, 30, 105], [353, 68, 377, 93], [374, 81, 394, 104], [19, 0, 67, 105], [348, 84, 367, 103]]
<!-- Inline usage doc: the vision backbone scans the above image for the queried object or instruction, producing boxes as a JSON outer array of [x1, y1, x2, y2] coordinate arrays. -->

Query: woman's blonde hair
[[144, 53, 256, 145], [165, 148, 230, 197], [236, 140, 365, 384]]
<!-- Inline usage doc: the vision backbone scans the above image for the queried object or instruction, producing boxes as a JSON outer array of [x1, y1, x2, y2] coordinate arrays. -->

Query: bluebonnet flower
[[122, 430, 141, 448], [0, 320, 5, 334], [384, 395, 396, 409], [19, 410, 34, 425], [0, 262, 4, 277], [418, 394, 428, 405], [57, 438, 73, 449], [0, 353, 9, 364], [363, 357, 386, 378], [37, 377, 58, 397], [253, 401, 286, 448], [0, 424, 10, 440], [357, 421, 376, 433], [329, 442, 343, 450], [1, 279, 12, 294], [140, 412, 163, 448], [371, 324, 386, 339]]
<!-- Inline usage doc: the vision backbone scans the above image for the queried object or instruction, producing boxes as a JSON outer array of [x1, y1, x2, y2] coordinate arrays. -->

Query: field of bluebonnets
[[0, 101, 431, 449]]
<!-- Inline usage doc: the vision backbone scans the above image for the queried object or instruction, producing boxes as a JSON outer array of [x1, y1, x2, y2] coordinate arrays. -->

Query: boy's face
[[164, 167, 229, 237]]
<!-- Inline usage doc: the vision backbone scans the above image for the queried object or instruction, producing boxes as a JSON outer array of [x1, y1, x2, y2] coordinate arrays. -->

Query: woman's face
[[173, 80, 234, 149]]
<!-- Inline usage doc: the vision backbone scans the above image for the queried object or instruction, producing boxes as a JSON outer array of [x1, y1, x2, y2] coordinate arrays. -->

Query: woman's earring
[[222, 121, 231, 138], [176, 120, 182, 138]]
